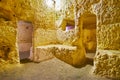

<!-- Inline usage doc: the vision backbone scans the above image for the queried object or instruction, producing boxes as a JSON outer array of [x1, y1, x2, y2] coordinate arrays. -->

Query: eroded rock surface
[[0, 21, 19, 64], [93, 50, 120, 78]]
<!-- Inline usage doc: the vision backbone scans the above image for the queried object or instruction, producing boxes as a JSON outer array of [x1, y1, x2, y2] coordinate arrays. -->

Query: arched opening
[[17, 21, 33, 62], [81, 13, 97, 59]]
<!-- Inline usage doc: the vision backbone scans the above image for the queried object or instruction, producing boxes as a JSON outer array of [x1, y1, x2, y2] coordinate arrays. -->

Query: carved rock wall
[[75, 0, 120, 78], [97, 23, 120, 50], [93, 0, 120, 25], [55, 0, 76, 46], [93, 50, 120, 78], [0, 21, 19, 64], [57, 29, 75, 45], [0, 0, 56, 64], [92, 0, 120, 78], [0, 1, 119, 79], [34, 28, 58, 47], [33, 0, 56, 49]]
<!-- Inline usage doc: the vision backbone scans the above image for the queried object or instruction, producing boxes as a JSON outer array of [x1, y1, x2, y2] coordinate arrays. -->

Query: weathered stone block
[[32, 45, 86, 67], [33, 45, 55, 62], [93, 50, 120, 78]]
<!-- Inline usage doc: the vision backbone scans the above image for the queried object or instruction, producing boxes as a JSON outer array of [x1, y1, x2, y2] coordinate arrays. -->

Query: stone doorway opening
[[65, 20, 75, 31], [17, 21, 33, 61], [82, 13, 97, 59]]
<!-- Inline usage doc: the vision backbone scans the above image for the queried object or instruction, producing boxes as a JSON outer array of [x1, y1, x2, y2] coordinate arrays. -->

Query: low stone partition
[[33, 45, 55, 62], [32, 45, 75, 62], [32, 45, 86, 67], [93, 50, 120, 78], [53, 45, 77, 65]]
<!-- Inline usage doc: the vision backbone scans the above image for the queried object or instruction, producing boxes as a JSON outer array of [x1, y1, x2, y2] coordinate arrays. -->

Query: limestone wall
[[0, 1, 119, 79], [57, 29, 75, 45], [94, 50, 120, 78], [33, 0, 56, 47], [92, 0, 120, 78], [32, 0, 86, 66], [34, 28, 58, 47], [56, 0, 97, 53], [93, 0, 120, 25], [93, 0, 120, 50], [75, 0, 120, 79], [55, 0, 75, 45], [0, 20, 19, 64], [97, 23, 120, 50], [0, 0, 56, 63]]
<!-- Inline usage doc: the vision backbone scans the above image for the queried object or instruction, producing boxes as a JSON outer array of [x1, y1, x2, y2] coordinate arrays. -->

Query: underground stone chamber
[[0, 0, 120, 79]]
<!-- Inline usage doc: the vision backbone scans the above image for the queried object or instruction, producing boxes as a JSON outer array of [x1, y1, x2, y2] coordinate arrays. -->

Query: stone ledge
[[33, 45, 77, 63], [93, 50, 120, 79], [36, 45, 76, 50]]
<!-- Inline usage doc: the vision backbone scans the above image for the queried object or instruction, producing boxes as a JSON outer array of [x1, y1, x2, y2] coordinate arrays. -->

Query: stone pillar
[[93, 0, 120, 78], [71, 0, 86, 67]]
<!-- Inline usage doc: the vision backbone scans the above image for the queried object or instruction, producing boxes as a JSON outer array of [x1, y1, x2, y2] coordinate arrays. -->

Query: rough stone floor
[[0, 57, 112, 80]]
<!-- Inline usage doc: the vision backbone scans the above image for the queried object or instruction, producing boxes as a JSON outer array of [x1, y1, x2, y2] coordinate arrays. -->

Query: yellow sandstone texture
[[94, 50, 120, 78], [0, 21, 19, 64], [0, 0, 120, 79], [75, 0, 120, 78]]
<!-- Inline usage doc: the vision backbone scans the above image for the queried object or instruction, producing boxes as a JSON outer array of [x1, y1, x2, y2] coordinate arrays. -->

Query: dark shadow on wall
[[19, 51, 32, 63], [72, 57, 94, 68]]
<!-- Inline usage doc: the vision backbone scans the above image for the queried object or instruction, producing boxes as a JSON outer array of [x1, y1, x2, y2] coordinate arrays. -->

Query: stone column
[[93, 0, 120, 78]]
